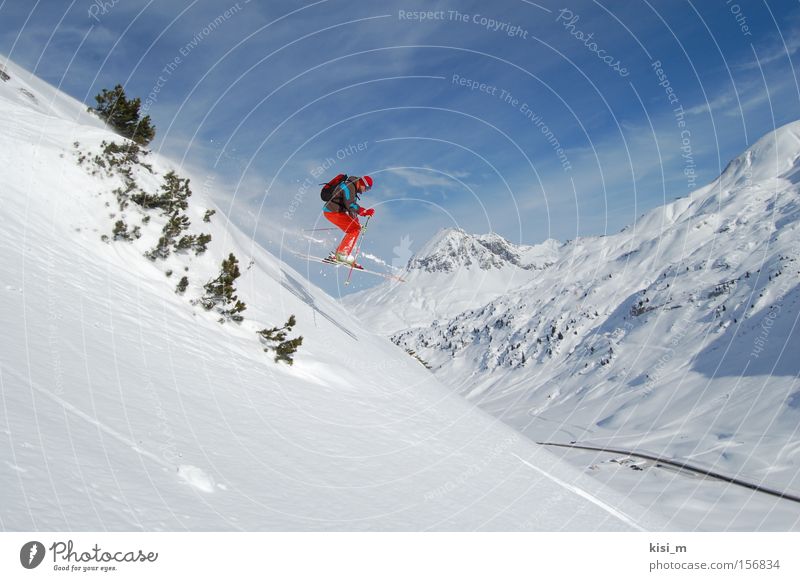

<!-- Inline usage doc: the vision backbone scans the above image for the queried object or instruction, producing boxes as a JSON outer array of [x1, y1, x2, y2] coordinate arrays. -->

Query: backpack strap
[[335, 177, 360, 213]]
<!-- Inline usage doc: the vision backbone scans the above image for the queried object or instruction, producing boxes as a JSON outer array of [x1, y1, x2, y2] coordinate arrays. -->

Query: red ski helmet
[[359, 175, 373, 191]]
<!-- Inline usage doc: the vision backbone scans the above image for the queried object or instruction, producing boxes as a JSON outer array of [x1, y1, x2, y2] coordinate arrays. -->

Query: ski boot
[[325, 251, 363, 270]]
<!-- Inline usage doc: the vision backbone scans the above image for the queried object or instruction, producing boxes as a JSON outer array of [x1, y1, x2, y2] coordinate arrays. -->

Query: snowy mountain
[[343, 228, 558, 334], [0, 56, 680, 531], [352, 120, 800, 528], [408, 228, 557, 273]]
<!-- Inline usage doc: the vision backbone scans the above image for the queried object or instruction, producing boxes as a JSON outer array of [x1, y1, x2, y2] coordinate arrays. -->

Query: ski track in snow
[[3, 365, 175, 472], [512, 453, 646, 532]]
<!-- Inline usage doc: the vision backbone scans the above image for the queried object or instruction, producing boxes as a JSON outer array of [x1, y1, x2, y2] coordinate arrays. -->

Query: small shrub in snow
[[174, 232, 211, 255], [258, 315, 303, 365], [145, 235, 171, 261], [112, 220, 141, 241], [404, 348, 432, 369], [144, 212, 190, 260], [274, 335, 303, 366], [101, 140, 150, 171], [200, 253, 247, 323], [174, 234, 196, 253], [203, 209, 216, 223], [166, 212, 191, 237], [132, 171, 191, 215], [192, 233, 212, 255], [175, 276, 189, 295], [159, 171, 192, 214], [76, 140, 152, 210]]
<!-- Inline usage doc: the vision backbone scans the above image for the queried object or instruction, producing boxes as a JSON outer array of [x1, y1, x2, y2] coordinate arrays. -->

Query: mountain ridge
[[352, 119, 800, 518]]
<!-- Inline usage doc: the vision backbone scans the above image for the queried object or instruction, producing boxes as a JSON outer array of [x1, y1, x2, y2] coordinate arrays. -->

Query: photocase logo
[[20, 541, 46, 569]]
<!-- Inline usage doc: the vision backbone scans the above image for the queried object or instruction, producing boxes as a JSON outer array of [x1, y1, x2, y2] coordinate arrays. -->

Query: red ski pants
[[324, 211, 361, 256]]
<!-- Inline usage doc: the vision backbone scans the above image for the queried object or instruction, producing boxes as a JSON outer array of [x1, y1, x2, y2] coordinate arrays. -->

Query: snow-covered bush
[[132, 170, 190, 215], [91, 85, 155, 145], [111, 219, 141, 241], [200, 253, 247, 323], [144, 212, 190, 260], [175, 276, 189, 295], [258, 315, 303, 365]]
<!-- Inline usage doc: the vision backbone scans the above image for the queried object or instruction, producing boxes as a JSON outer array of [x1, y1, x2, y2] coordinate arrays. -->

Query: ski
[[291, 252, 406, 283]]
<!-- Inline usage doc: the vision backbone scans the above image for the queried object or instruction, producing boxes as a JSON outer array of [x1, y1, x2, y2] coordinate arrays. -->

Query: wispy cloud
[[387, 166, 470, 189], [685, 75, 796, 119], [736, 29, 800, 71]]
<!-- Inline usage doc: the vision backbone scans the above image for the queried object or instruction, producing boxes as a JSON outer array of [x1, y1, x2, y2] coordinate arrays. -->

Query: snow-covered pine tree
[[144, 212, 190, 260], [274, 336, 303, 366], [157, 171, 192, 215], [175, 232, 212, 255], [133, 171, 191, 215], [112, 219, 141, 241], [174, 234, 197, 252], [257, 315, 303, 365], [91, 85, 155, 146], [201, 253, 247, 323], [192, 233, 212, 255]]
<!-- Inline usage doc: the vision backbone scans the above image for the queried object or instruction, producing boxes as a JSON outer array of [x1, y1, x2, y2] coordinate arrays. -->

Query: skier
[[321, 174, 375, 269]]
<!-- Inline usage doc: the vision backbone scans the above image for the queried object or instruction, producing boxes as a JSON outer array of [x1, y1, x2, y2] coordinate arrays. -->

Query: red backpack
[[320, 174, 348, 202]]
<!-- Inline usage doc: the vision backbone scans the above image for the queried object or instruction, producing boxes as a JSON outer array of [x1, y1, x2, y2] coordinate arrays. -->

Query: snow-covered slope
[[343, 228, 558, 334], [0, 56, 675, 531], [0, 57, 103, 127], [353, 120, 800, 529]]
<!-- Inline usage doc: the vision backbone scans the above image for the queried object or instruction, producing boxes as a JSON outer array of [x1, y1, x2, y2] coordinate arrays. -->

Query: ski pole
[[344, 215, 371, 286]]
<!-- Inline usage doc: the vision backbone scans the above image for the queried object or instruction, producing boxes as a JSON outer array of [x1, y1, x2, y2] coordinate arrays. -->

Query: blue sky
[[2, 0, 799, 294]]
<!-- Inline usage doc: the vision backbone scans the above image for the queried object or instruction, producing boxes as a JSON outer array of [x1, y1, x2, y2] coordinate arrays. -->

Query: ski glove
[[358, 207, 375, 217]]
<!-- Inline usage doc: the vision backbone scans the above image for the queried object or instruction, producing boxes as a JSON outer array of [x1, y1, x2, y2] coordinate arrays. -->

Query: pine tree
[[175, 276, 189, 294], [274, 336, 304, 365], [112, 220, 125, 240], [258, 315, 303, 365], [92, 85, 155, 145], [145, 236, 171, 261], [158, 171, 192, 215], [193, 233, 212, 255], [144, 212, 190, 260], [174, 234, 197, 252], [201, 253, 247, 322], [111, 219, 141, 241], [132, 170, 191, 214], [174, 232, 211, 255], [165, 212, 190, 238], [257, 315, 295, 343]]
